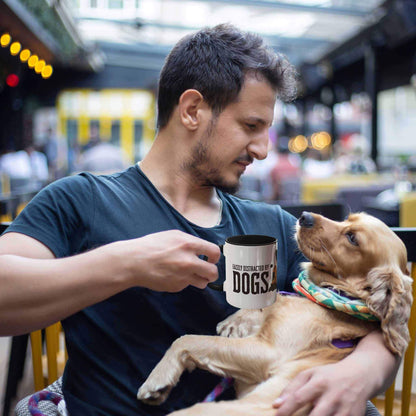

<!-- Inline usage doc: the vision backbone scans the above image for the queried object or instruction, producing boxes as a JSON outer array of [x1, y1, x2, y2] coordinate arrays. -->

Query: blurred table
[[301, 174, 395, 204], [362, 198, 399, 227]]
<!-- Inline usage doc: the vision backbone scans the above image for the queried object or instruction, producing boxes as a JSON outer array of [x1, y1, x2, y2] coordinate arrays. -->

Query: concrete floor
[[0, 336, 33, 416]]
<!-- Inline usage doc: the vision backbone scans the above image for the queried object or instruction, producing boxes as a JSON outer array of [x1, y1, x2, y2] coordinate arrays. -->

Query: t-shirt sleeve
[[4, 174, 94, 258]]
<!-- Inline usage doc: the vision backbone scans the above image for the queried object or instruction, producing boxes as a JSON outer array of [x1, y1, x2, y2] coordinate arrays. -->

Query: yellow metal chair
[[30, 322, 67, 391], [378, 227, 416, 416], [400, 193, 416, 228]]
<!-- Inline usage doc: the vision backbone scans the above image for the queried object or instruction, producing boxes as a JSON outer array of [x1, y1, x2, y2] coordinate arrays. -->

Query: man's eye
[[246, 124, 257, 130], [346, 231, 359, 246]]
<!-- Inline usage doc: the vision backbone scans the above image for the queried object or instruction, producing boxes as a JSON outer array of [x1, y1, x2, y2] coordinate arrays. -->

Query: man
[[1, 24, 396, 416]]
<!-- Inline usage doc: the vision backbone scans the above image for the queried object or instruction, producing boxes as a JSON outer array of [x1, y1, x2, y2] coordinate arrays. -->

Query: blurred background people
[[334, 133, 376, 175], [302, 147, 335, 179], [76, 131, 130, 175], [40, 127, 59, 180], [270, 136, 301, 202], [0, 144, 49, 192], [236, 137, 279, 201]]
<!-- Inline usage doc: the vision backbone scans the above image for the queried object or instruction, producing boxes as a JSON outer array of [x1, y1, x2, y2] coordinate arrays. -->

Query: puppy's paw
[[137, 382, 173, 405], [216, 309, 263, 338]]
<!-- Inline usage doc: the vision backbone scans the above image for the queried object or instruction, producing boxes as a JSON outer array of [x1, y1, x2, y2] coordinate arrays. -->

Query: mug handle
[[202, 245, 224, 292]]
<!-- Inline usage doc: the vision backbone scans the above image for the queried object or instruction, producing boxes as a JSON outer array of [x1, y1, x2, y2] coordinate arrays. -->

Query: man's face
[[184, 76, 276, 193]]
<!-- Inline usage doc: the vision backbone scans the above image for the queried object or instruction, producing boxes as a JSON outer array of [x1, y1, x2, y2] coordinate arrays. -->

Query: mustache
[[234, 155, 253, 164]]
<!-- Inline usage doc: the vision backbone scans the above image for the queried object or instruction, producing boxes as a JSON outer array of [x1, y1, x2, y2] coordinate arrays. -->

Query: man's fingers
[[273, 370, 312, 407], [191, 258, 219, 283], [273, 371, 319, 416], [194, 241, 221, 264], [190, 274, 212, 289], [307, 397, 337, 416]]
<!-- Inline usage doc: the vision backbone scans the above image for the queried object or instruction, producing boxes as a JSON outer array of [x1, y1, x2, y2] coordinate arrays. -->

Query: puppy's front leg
[[137, 335, 275, 405], [217, 309, 265, 338]]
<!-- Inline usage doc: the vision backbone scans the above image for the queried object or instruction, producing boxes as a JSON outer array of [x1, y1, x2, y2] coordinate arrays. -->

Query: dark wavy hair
[[156, 23, 298, 129]]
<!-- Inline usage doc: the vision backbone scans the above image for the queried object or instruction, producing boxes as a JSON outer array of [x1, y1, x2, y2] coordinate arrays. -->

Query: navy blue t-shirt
[[6, 165, 304, 416]]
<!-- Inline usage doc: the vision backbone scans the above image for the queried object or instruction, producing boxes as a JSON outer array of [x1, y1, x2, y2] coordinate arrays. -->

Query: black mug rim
[[225, 234, 276, 246]]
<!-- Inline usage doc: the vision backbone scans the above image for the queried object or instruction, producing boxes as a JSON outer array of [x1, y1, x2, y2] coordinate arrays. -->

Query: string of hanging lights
[[1, 32, 53, 81]]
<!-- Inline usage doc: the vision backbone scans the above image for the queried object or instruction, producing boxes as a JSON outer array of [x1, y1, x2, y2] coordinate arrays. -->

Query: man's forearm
[[0, 245, 131, 336], [0, 229, 220, 336], [345, 330, 401, 397]]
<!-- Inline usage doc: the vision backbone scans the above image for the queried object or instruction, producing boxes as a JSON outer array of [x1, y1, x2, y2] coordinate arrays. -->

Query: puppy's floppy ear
[[366, 265, 413, 356]]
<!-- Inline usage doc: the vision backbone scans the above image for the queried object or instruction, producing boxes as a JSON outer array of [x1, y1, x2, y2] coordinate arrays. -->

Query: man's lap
[[15, 377, 381, 416]]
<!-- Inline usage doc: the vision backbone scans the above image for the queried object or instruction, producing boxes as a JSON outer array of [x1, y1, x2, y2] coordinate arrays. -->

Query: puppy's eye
[[346, 231, 359, 246]]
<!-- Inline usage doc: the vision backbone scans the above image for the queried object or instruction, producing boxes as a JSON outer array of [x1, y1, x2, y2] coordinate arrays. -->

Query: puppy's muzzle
[[299, 211, 315, 228]]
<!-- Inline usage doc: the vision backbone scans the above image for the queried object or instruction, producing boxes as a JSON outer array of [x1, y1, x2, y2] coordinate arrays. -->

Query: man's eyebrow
[[245, 116, 273, 127]]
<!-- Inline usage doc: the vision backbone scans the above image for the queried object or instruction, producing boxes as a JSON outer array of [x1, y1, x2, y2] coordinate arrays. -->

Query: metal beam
[[365, 43, 379, 166], [188, 0, 370, 17], [1, 0, 63, 62], [77, 17, 332, 48]]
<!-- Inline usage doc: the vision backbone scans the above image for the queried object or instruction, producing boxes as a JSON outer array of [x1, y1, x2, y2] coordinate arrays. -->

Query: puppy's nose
[[299, 212, 315, 228]]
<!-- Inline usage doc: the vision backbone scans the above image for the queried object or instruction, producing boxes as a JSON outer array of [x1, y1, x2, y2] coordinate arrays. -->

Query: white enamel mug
[[222, 235, 277, 309]]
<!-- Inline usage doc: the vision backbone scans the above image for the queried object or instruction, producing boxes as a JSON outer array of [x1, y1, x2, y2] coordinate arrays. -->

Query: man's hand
[[113, 229, 221, 292], [272, 361, 369, 416], [273, 331, 399, 416]]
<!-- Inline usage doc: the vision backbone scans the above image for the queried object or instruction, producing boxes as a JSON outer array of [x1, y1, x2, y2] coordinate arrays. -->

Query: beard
[[181, 119, 245, 194]]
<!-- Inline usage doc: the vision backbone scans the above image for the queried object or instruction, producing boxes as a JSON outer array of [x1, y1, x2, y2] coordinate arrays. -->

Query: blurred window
[[90, 120, 99, 135], [67, 120, 78, 147], [108, 0, 123, 9], [111, 121, 120, 146], [379, 85, 416, 159], [134, 121, 143, 160]]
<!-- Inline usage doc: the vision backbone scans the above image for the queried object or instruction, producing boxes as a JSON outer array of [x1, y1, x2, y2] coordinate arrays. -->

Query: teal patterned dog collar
[[292, 271, 379, 322]]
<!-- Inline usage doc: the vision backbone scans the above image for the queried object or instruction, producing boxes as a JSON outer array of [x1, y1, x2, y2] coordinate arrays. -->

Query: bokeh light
[[19, 49, 31, 62], [41, 65, 53, 79], [289, 135, 308, 153], [10, 41, 21, 56], [34, 59, 46, 74], [311, 131, 332, 150], [28, 54, 39, 68], [1, 33, 11, 47], [6, 74, 19, 88]]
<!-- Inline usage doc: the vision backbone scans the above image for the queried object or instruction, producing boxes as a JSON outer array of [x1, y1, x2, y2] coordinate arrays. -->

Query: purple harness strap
[[331, 338, 357, 349], [203, 377, 234, 402]]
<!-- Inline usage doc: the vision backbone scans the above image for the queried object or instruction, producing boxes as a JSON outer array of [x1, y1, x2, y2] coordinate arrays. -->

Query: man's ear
[[178, 89, 208, 131]]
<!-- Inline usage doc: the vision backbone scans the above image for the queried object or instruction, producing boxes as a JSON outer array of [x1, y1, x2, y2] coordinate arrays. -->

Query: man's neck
[[139, 140, 222, 228]]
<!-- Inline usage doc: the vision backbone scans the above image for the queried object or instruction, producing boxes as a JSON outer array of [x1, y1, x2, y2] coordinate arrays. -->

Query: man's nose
[[247, 131, 269, 160]]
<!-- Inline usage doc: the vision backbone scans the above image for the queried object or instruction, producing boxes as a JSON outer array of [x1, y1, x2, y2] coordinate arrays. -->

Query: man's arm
[[0, 230, 220, 336], [273, 330, 399, 416]]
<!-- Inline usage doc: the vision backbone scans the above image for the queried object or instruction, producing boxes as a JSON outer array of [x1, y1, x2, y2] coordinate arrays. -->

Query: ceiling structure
[[72, 0, 385, 70], [0, 0, 103, 71], [1, 0, 415, 99], [68, 0, 416, 99]]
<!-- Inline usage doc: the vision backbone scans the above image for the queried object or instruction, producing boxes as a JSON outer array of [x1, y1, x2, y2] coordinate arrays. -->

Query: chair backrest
[[30, 322, 67, 391], [336, 184, 391, 213], [0, 222, 10, 234], [400, 192, 416, 227], [382, 227, 416, 416], [278, 202, 346, 221]]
